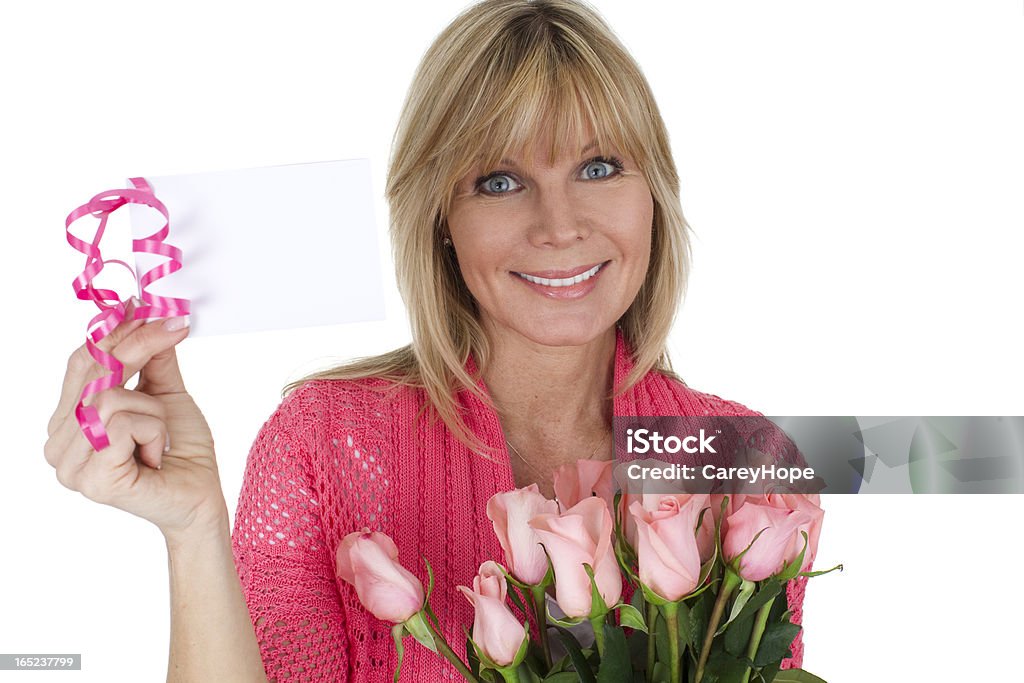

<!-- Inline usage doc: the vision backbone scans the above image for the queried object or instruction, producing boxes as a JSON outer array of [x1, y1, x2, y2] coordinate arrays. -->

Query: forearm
[[164, 503, 268, 683]]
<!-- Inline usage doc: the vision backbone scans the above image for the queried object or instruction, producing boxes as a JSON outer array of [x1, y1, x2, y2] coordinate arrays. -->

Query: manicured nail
[[163, 316, 190, 332], [164, 434, 172, 453]]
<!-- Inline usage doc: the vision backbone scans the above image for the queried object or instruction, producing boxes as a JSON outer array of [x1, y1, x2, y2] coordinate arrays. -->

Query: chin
[[513, 317, 615, 349]]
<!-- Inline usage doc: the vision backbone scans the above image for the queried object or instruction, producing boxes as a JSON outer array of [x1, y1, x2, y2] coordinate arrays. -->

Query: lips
[[512, 261, 607, 287]]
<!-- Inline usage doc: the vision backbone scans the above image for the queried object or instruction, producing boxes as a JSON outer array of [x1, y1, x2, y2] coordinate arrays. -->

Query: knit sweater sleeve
[[231, 383, 349, 682]]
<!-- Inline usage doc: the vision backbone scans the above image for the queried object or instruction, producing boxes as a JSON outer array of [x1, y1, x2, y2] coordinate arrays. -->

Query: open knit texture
[[231, 331, 812, 681]]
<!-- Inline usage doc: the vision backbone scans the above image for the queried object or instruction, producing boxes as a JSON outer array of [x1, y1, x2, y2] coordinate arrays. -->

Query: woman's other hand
[[44, 299, 226, 541]]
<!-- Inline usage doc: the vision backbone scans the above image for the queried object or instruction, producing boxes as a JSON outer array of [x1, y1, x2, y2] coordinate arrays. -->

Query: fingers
[[45, 388, 168, 469], [50, 298, 146, 434], [49, 411, 168, 502], [52, 312, 190, 430]]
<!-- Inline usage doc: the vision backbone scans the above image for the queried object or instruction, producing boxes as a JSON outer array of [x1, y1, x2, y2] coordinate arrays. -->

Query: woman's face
[[447, 129, 654, 349]]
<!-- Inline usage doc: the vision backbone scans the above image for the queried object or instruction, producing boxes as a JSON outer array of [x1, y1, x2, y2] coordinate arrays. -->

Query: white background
[[1, 1, 1022, 681]]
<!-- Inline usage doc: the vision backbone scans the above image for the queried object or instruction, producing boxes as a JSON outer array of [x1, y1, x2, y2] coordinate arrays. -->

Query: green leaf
[[425, 601, 441, 631], [716, 578, 756, 635], [722, 612, 754, 657], [583, 563, 609, 618], [615, 603, 648, 633], [771, 669, 828, 683], [685, 591, 710, 665], [423, 555, 436, 602], [798, 563, 843, 579], [507, 583, 528, 615], [516, 665, 545, 683], [548, 607, 587, 630], [654, 609, 672, 665], [629, 582, 646, 613], [640, 579, 671, 607], [543, 673, 583, 683], [552, 626, 597, 683], [755, 661, 781, 682], [626, 627, 649, 671], [753, 622, 801, 667], [466, 630, 481, 676], [733, 579, 783, 625], [547, 653, 571, 675], [403, 611, 437, 653], [675, 601, 692, 653], [391, 624, 406, 683], [707, 650, 752, 683], [595, 624, 630, 683]]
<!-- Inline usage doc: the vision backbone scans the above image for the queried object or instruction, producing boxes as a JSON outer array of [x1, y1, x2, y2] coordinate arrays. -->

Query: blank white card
[[127, 159, 384, 337]]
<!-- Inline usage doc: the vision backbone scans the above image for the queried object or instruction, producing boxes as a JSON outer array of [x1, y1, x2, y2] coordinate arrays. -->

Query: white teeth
[[517, 263, 603, 287]]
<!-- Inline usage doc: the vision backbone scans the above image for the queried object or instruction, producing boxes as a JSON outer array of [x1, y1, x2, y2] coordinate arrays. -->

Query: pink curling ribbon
[[64, 177, 190, 451]]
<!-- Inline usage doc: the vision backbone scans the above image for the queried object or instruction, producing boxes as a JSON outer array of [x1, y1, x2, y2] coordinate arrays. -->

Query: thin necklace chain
[[505, 431, 610, 477]]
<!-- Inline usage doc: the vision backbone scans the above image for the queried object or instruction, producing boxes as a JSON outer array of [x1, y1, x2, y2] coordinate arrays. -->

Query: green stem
[[499, 665, 523, 683], [530, 585, 552, 670], [424, 618, 482, 682], [662, 601, 681, 683], [646, 602, 658, 683], [739, 596, 776, 683], [589, 614, 607, 658], [695, 569, 742, 683]]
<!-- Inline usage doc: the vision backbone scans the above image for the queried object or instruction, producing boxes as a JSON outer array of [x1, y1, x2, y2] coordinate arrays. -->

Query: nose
[[528, 184, 589, 248]]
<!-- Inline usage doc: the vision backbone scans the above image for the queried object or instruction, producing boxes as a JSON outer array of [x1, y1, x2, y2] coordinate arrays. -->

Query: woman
[[45, 0, 810, 680]]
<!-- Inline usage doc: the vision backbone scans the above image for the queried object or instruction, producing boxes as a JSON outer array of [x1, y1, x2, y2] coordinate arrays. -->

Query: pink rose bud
[[552, 459, 616, 513], [336, 528, 425, 623], [529, 497, 622, 618], [763, 493, 824, 572], [722, 500, 814, 582], [487, 485, 559, 585], [629, 495, 708, 601], [624, 493, 715, 564], [458, 562, 527, 667]]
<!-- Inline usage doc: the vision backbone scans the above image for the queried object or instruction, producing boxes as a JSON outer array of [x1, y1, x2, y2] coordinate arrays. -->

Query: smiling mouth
[[513, 262, 607, 287]]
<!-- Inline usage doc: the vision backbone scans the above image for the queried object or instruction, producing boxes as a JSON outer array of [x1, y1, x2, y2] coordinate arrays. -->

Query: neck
[[480, 325, 617, 458]]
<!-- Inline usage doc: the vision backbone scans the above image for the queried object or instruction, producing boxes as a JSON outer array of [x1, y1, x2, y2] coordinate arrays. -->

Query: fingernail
[[163, 316, 190, 332], [164, 434, 171, 453], [129, 296, 143, 308]]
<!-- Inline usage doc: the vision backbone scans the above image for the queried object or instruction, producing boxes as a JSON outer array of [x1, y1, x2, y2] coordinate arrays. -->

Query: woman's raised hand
[[45, 299, 226, 540]]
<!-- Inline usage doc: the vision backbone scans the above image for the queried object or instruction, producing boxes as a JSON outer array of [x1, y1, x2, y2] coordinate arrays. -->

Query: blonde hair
[[285, 0, 690, 453]]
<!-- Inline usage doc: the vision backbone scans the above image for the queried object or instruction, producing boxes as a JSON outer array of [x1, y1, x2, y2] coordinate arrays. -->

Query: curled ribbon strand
[[64, 177, 190, 451]]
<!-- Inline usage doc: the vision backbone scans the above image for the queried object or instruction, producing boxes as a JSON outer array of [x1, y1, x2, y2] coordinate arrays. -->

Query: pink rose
[[529, 496, 622, 618], [457, 561, 527, 667], [763, 493, 824, 572], [553, 459, 616, 513], [629, 495, 708, 601], [722, 500, 814, 582], [487, 485, 559, 585], [336, 528, 425, 623], [625, 493, 715, 564]]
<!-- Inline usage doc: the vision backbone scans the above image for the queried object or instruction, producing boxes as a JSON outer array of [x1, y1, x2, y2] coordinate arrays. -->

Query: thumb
[[135, 317, 191, 395]]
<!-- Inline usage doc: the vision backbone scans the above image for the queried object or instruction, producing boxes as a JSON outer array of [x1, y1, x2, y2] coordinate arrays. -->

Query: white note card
[[127, 159, 384, 337]]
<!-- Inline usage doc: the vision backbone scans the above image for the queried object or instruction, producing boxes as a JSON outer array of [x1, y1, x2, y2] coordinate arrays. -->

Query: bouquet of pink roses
[[336, 460, 840, 683]]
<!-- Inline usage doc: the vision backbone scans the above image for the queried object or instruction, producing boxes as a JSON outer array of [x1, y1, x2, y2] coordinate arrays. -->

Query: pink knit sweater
[[231, 332, 810, 681]]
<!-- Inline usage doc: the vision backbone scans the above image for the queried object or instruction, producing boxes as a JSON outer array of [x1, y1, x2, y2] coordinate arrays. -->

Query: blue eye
[[479, 174, 520, 194], [581, 156, 624, 180]]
